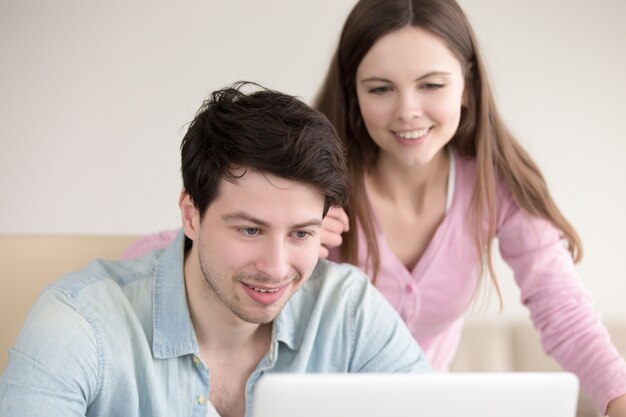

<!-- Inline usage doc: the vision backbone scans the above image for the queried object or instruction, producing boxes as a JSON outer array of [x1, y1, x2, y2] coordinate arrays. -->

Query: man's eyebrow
[[222, 212, 269, 227], [292, 219, 323, 229], [221, 212, 322, 229]]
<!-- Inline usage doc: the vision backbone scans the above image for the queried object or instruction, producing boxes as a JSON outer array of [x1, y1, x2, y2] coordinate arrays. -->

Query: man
[[0, 82, 430, 417]]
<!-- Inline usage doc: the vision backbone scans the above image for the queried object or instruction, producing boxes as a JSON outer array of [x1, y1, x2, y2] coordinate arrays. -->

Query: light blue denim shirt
[[0, 231, 430, 417]]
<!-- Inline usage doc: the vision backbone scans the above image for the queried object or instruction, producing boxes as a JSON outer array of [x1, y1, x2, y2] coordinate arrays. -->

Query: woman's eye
[[240, 227, 260, 236], [423, 83, 445, 90], [368, 85, 392, 95]]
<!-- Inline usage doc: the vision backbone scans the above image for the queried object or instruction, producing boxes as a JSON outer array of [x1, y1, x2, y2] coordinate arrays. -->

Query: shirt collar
[[273, 297, 297, 350], [152, 230, 199, 359], [271, 262, 325, 353]]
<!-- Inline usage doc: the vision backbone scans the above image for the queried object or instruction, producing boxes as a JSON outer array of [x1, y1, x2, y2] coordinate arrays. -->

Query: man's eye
[[293, 231, 312, 239], [240, 227, 260, 236]]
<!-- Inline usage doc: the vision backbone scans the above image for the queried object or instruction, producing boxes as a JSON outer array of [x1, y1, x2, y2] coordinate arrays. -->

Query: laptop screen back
[[252, 372, 579, 417]]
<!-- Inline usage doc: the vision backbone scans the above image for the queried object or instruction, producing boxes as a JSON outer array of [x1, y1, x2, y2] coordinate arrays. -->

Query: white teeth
[[397, 128, 429, 140], [251, 286, 279, 293]]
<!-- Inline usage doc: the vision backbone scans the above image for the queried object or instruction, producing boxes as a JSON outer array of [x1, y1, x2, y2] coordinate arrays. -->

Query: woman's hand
[[607, 393, 626, 417], [319, 206, 350, 258]]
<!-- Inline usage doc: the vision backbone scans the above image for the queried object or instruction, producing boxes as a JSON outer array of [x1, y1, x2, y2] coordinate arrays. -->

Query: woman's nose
[[395, 92, 422, 122]]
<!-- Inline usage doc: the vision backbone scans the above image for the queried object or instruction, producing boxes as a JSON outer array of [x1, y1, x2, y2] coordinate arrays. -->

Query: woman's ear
[[179, 190, 199, 241]]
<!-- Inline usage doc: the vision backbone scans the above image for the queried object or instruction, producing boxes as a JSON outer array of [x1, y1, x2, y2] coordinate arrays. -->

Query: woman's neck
[[367, 148, 450, 211]]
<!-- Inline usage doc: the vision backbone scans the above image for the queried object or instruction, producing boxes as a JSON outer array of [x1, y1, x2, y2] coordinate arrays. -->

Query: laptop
[[252, 372, 579, 417]]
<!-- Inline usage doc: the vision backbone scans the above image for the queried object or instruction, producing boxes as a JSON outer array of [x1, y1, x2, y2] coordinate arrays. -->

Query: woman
[[314, 0, 626, 414], [124, 0, 626, 413]]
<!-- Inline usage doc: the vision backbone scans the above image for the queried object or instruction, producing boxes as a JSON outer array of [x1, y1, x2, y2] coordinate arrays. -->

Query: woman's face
[[355, 26, 466, 168]]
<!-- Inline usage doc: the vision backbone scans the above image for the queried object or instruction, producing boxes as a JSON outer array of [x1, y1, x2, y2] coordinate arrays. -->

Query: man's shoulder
[[18, 251, 164, 367], [306, 259, 371, 291], [48, 251, 161, 298], [275, 259, 430, 374], [291, 259, 376, 312], [275, 260, 375, 352]]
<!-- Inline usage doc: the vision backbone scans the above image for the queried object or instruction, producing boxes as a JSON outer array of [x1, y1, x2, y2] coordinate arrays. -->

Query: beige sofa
[[1, 234, 624, 416]]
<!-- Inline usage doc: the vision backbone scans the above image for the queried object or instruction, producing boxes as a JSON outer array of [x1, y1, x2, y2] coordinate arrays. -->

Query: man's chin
[[236, 305, 282, 325]]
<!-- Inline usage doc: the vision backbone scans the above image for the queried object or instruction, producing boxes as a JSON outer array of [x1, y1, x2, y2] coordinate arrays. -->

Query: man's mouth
[[245, 284, 280, 293]]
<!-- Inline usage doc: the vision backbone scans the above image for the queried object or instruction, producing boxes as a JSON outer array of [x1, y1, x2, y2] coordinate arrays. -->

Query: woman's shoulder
[[449, 149, 478, 201], [451, 149, 512, 200], [451, 148, 477, 180]]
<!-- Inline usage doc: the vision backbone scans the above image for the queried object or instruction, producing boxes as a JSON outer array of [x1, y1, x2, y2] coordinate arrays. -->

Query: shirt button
[[192, 355, 200, 365], [197, 394, 207, 405], [405, 282, 417, 294]]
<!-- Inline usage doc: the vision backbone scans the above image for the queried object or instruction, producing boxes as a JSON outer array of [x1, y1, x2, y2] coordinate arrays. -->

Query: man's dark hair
[[181, 81, 349, 218]]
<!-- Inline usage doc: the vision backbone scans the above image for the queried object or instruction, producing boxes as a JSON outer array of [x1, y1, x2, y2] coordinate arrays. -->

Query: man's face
[[181, 169, 325, 324]]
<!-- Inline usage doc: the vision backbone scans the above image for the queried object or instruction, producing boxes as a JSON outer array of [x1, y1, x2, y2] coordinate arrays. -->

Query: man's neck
[[201, 321, 271, 417], [183, 250, 272, 417]]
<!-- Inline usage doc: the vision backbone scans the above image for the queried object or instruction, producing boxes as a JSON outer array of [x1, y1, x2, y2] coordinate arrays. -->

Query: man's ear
[[179, 190, 199, 241]]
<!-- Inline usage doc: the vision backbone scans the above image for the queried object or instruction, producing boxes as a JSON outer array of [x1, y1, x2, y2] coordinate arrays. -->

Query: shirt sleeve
[[0, 290, 99, 416], [121, 229, 180, 259], [496, 188, 626, 413], [347, 271, 432, 374]]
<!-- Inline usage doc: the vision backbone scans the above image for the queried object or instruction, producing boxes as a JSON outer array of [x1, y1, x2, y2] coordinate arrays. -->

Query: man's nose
[[255, 239, 291, 281]]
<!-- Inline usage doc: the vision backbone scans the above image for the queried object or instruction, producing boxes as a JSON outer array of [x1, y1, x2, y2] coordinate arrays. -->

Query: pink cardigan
[[123, 154, 626, 411]]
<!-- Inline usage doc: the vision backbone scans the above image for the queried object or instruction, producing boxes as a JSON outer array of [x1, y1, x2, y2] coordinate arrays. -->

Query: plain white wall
[[1, 0, 625, 320]]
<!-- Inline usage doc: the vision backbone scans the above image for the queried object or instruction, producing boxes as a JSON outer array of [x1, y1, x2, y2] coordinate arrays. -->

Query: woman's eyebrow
[[360, 70, 451, 84]]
